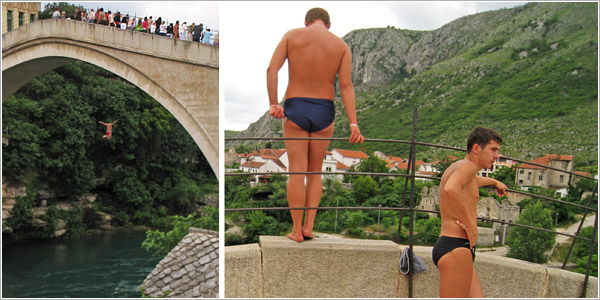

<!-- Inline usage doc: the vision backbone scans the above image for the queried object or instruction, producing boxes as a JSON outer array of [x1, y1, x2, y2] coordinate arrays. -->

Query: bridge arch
[[2, 19, 219, 176]]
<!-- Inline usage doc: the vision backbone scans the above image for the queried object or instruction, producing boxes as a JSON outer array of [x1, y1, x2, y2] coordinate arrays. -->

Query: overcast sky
[[222, 1, 528, 131], [41, 1, 219, 31]]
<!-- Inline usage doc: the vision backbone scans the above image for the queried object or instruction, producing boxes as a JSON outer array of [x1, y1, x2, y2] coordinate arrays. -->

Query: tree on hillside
[[491, 165, 517, 189], [506, 200, 555, 263], [40, 2, 81, 19]]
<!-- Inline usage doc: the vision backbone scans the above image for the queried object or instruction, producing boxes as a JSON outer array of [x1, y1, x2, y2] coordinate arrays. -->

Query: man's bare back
[[284, 25, 349, 100], [267, 19, 353, 104]]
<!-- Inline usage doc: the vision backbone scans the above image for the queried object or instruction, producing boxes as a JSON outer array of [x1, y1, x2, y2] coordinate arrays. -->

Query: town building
[[2, 2, 41, 34], [331, 149, 369, 167], [515, 154, 574, 196]]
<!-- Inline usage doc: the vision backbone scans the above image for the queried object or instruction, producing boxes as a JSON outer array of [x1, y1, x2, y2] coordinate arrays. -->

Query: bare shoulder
[[452, 159, 479, 178]]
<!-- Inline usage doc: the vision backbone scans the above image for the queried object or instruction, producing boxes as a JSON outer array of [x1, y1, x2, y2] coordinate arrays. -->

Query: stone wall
[[225, 236, 598, 298]]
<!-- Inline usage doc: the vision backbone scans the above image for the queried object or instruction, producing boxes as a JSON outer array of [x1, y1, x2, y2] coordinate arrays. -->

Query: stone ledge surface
[[260, 236, 401, 298], [224, 244, 263, 298], [225, 237, 598, 298]]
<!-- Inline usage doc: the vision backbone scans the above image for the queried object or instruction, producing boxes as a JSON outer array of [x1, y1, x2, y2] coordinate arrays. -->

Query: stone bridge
[[2, 19, 219, 176]]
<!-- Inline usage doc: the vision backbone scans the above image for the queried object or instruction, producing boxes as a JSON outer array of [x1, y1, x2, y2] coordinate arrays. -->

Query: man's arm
[[476, 176, 508, 197], [442, 163, 479, 247], [266, 34, 289, 119], [338, 43, 363, 144]]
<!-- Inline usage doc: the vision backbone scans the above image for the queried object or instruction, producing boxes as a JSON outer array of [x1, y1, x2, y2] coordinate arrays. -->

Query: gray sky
[[222, 1, 528, 131], [41, 1, 219, 31]]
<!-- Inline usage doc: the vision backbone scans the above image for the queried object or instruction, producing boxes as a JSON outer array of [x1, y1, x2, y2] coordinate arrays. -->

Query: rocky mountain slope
[[227, 2, 598, 165]]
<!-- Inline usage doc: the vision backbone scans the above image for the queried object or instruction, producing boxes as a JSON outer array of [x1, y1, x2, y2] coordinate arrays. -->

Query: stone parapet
[[225, 236, 598, 298]]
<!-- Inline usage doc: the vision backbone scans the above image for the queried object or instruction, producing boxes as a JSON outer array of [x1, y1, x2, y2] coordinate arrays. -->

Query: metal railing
[[225, 106, 598, 297]]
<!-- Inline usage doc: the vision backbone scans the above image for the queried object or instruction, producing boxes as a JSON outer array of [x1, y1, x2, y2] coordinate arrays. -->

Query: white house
[[515, 154, 574, 190], [331, 149, 369, 167]]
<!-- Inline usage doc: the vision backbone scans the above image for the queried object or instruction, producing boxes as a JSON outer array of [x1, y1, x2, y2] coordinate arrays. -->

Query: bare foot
[[287, 231, 304, 242], [302, 228, 314, 239]]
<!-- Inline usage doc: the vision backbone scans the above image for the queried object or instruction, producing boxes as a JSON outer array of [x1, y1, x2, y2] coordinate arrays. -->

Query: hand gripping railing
[[225, 106, 598, 298]]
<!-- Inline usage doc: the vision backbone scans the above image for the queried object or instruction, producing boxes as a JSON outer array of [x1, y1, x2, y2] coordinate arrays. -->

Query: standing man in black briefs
[[433, 126, 507, 297]]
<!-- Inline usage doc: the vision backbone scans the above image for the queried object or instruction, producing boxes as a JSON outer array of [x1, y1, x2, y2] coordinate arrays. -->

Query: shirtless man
[[433, 127, 507, 297], [98, 120, 118, 140], [267, 8, 364, 242]]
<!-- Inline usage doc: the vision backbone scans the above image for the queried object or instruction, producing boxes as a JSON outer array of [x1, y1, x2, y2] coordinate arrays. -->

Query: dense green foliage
[[225, 172, 439, 246], [506, 201, 556, 263], [3, 61, 217, 239], [141, 207, 218, 257], [39, 2, 82, 20], [571, 226, 598, 277]]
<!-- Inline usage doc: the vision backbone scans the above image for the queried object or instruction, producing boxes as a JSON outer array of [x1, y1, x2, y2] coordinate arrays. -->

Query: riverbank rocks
[[140, 228, 219, 298]]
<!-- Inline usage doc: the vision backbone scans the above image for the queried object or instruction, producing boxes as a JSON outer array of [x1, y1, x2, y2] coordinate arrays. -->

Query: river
[[2, 229, 161, 298]]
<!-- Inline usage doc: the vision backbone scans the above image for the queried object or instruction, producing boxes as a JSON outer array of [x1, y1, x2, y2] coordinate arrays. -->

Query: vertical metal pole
[[581, 208, 598, 298], [396, 129, 415, 241], [562, 184, 597, 269], [408, 106, 418, 298]]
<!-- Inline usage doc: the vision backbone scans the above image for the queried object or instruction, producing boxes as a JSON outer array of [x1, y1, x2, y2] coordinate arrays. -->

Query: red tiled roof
[[388, 156, 404, 163], [333, 149, 369, 159], [240, 161, 265, 168], [396, 161, 425, 169], [416, 171, 438, 176], [386, 162, 397, 169], [575, 171, 591, 177], [336, 162, 350, 170], [518, 154, 573, 169], [271, 149, 287, 157]]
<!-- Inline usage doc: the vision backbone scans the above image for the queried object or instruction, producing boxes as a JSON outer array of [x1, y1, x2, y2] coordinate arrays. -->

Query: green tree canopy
[[506, 200, 556, 263]]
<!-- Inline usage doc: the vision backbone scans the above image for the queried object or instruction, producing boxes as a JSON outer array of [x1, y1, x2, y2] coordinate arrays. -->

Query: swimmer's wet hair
[[467, 127, 502, 153], [305, 7, 330, 26]]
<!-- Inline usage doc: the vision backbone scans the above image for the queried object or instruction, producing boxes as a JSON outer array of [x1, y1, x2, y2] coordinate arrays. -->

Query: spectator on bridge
[[166, 23, 174, 38], [114, 11, 121, 27], [201, 28, 212, 44], [73, 8, 81, 21], [155, 17, 162, 35], [81, 9, 88, 22], [173, 21, 180, 39], [120, 14, 128, 30], [192, 23, 202, 42], [148, 16, 153, 31], [150, 20, 156, 34], [88, 9, 95, 23], [159, 21, 167, 36], [95, 8, 100, 24], [142, 17, 149, 33], [52, 8, 60, 19], [108, 11, 116, 27], [187, 23, 195, 41], [214, 32, 219, 46], [180, 22, 187, 40], [98, 8, 106, 25], [135, 18, 143, 32], [127, 16, 134, 30]]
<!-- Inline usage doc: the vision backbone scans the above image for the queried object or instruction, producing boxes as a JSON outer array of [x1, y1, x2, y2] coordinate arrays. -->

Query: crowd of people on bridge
[[51, 7, 218, 45]]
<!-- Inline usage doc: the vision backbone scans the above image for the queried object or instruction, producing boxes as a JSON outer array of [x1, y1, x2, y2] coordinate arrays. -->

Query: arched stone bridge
[[2, 19, 219, 176]]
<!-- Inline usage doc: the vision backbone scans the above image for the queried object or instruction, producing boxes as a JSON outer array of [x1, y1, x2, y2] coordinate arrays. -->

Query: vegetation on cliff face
[[228, 2, 598, 167], [2, 61, 217, 240]]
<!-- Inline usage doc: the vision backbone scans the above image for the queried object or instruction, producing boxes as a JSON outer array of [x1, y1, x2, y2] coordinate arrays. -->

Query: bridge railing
[[225, 106, 598, 298]]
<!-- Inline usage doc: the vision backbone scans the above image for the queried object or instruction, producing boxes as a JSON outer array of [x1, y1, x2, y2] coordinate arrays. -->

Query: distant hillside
[[227, 2, 598, 166]]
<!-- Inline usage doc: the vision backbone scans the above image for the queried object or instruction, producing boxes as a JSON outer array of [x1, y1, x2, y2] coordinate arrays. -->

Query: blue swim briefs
[[283, 97, 335, 133]]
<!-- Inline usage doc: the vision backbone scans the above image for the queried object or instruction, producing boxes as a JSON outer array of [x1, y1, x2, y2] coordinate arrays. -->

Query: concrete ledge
[[224, 244, 263, 298], [225, 236, 598, 298], [260, 236, 401, 298]]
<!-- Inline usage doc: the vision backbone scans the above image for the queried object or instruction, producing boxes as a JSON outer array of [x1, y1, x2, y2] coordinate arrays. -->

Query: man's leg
[[437, 247, 474, 297], [302, 122, 334, 238], [283, 118, 309, 242], [468, 267, 484, 297]]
